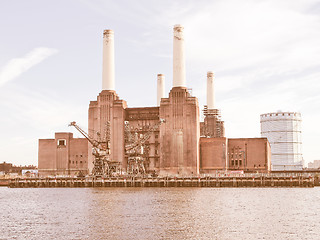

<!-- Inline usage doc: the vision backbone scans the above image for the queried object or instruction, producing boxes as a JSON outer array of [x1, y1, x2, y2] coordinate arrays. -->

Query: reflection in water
[[0, 187, 319, 240]]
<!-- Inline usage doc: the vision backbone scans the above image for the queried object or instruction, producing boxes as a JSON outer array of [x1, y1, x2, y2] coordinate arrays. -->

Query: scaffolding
[[201, 105, 225, 138], [124, 119, 164, 176]]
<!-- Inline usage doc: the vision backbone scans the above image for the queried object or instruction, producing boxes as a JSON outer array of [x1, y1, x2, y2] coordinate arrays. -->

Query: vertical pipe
[[173, 24, 186, 87], [102, 29, 115, 90], [157, 74, 165, 106], [207, 71, 215, 109]]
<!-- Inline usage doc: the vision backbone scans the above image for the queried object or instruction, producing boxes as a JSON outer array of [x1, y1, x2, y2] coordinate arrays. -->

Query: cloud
[[0, 85, 87, 133], [0, 47, 58, 87], [0, 84, 88, 165]]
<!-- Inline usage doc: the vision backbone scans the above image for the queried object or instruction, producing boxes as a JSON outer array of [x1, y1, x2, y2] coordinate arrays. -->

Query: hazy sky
[[1, 0, 319, 166]]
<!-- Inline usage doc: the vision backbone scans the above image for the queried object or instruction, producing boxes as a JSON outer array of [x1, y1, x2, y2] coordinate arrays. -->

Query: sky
[[0, 0, 319, 166]]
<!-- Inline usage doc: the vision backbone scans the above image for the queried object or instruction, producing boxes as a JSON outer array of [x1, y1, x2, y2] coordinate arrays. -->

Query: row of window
[[231, 160, 242, 166], [69, 160, 86, 165], [230, 154, 242, 159], [262, 113, 299, 117], [230, 162, 265, 168]]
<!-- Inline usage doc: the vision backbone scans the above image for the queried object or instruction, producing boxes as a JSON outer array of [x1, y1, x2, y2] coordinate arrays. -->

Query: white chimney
[[102, 29, 115, 90], [207, 71, 215, 109], [173, 24, 186, 88], [157, 74, 165, 106]]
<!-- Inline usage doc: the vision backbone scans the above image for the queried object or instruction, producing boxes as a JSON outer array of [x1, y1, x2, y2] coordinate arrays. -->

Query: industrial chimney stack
[[157, 74, 165, 106], [173, 24, 186, 88], [207, 71, 215, 109], [102, 29, 115, 90]]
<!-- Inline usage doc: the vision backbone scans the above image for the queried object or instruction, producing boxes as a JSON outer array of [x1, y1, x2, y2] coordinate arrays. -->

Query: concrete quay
[[8, 176, 315, 188]]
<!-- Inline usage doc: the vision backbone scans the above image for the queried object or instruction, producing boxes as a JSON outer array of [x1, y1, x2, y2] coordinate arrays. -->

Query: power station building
[[38, 25, 271, 176]]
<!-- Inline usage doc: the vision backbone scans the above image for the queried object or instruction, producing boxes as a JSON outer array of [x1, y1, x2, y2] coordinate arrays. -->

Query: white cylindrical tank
[[260, 112, 303, 170], [207, 71, 215, 109], [173, 24, 186, 88], [102, 29, 115, 90], [157, 74, 165, 106]]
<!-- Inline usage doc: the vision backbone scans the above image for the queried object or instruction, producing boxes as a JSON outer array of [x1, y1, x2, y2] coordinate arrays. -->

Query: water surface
[[0, 187, 319, 239]]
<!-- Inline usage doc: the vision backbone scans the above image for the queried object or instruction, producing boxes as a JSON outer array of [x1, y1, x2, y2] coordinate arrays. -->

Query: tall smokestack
[[173, 24, 186, 88], [157, 74, 165, 106], [102, 29, 115, 90], [207, 71, 215, 109]]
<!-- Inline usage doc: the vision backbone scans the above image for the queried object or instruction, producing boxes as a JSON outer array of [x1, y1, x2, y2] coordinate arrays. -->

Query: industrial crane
[[125, 119, 164, 176], [69, 121, 120, 177]]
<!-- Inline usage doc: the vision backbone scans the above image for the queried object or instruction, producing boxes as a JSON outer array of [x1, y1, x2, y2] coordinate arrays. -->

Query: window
[[231, 160, 234, 166], [57, 139, 66, 146], [239, 160, 242, 165], [235, 160, 238, 165]]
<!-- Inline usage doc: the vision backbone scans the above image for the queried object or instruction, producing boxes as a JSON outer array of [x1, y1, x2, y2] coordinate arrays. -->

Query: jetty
[[7, 175, 315, 188]]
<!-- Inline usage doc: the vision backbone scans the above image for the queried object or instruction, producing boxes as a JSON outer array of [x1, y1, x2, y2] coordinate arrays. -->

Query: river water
[[0, 187, 319, 240]]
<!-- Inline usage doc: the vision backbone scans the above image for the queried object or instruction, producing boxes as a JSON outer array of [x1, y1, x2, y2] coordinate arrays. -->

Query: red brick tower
[[87, 30, 127, 173], [159, 25, 200, 176]]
